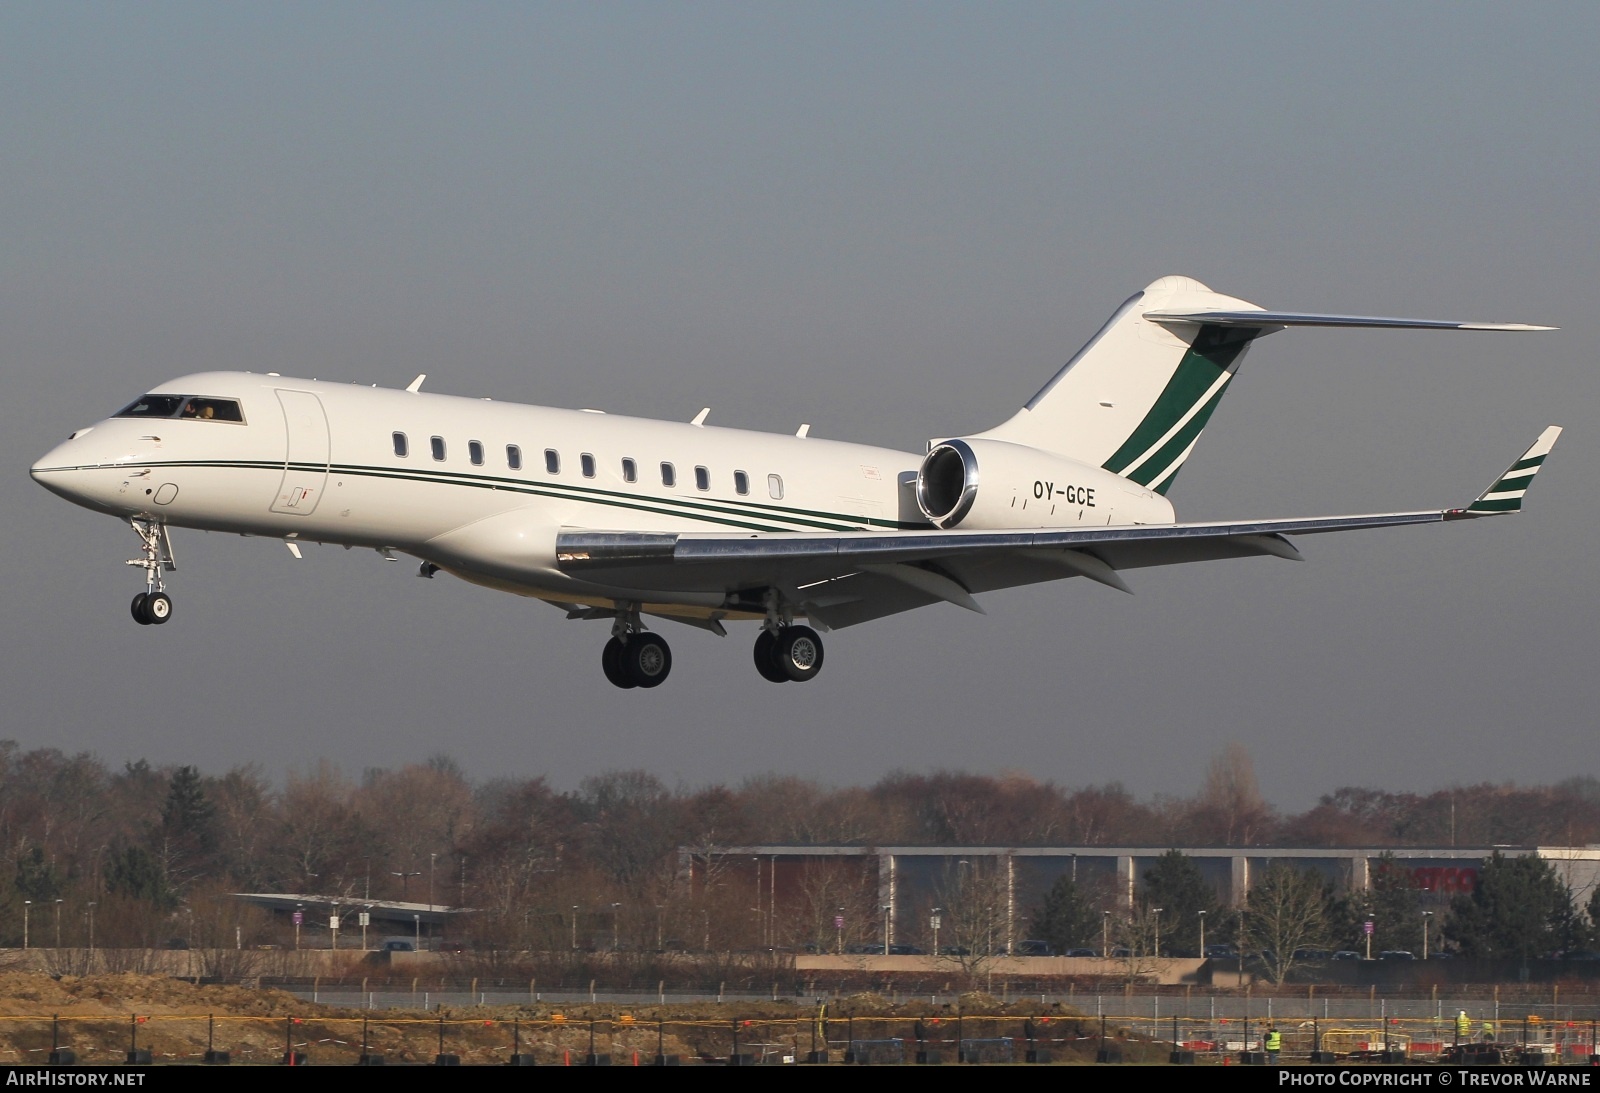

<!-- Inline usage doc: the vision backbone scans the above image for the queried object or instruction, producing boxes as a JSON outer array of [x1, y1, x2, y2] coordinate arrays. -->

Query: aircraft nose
[[31, 434, 96, 502]]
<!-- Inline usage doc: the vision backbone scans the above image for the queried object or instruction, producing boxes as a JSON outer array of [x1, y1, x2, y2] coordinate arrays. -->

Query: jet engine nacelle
[[915, 437, 1175, 529]]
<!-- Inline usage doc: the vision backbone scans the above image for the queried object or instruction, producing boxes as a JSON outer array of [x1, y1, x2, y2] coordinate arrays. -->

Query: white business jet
[[32, 276, 1560, 690]]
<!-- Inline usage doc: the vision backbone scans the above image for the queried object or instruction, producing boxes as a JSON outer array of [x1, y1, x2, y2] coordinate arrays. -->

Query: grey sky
[[3, 2, 1594, 810]]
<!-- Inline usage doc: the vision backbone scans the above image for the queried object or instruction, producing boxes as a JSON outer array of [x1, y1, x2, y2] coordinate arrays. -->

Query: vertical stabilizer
[[972, 276, 1268, 494]]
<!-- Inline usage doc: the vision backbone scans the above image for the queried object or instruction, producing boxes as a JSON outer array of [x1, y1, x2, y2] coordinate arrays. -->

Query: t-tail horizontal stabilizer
[[1453, 426, 1563, 517]]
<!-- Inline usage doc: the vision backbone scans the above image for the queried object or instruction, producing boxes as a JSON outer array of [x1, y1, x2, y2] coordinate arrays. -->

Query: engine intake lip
[[916, 439, 978, 528]]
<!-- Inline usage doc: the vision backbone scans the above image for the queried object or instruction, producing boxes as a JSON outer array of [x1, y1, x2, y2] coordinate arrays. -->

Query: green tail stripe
[[1485, 478, 1530, 496], [1468, 497, 1521, 512], [1152, 465, 1183, 497], [1102, 326, 1255, 477], [1125, 378, 1232, 487], [1508, 455, 1547, 473]]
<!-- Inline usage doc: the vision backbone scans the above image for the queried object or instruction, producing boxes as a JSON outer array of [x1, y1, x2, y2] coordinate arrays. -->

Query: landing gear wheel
[[144, 592, 173, 624], [623, 633, 672, 688], [131, 593, 152, 626], [774, 626, 824, 682], [753, 630, 788, 683], [602, 637, 637, 689]]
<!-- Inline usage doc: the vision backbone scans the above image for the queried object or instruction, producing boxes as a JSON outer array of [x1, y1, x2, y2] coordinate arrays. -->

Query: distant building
[[683, 844, 1600, 950]]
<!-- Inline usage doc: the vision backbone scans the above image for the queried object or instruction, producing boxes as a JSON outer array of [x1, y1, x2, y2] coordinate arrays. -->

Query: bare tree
[[934, 858, 1009, 974], [1244, 862, 1332, 985], [1190, 742, 1275, 845]]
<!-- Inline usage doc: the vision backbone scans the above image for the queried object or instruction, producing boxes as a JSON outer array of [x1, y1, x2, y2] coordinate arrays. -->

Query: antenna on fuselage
[[406, 374, 427, 393]]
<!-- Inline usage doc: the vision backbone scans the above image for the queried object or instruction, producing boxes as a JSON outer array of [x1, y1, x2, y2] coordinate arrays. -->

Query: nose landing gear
[[127, 518, 176, 626]]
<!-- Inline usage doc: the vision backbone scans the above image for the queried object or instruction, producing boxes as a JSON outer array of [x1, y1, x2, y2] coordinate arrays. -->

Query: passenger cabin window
[[660, 462, 676, 487], [506, 444, 522, 470], [734, 470, 749, 495], [430, 436, 446, 461], [544, 449, 560, 474], [621, 458, 637, 483], [694, 465, 710, 491], [468, 440, 484, 466], [115, 395, 244, 422], [768, 473, 784, 500], [580, 453, 596, 478], [393, 432, 409, 458]]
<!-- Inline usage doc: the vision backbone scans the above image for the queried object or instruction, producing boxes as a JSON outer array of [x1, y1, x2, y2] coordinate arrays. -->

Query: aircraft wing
[[555, 428, 1560, 629]]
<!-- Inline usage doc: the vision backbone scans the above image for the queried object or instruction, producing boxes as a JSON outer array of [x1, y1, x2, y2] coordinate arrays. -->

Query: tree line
[[1, 739, 1599, 955], [1030, 848, 1597, 985]]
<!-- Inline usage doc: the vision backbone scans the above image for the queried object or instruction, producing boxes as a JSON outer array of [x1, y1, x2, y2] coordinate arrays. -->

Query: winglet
[[1456, 426, 1562, 516], [406, 374, 427, 393]]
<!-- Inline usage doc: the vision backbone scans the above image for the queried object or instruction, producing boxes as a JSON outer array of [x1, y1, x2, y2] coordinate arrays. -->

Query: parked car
[[1331, 951, 1362, 961], [1378, 950, 1416, 961], [1292, 948, 1332, 961], [1014, 939, 1053, 956], [888, 944, 925, 955], [1064, 947, 1098, 958], [1204, 944, 1237, 959]]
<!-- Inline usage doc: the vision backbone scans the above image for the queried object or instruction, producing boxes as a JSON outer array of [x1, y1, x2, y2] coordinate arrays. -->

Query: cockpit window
[[115, 395, 186, 418], [115, 395, 245, 423], [181, 397, 244, 422]]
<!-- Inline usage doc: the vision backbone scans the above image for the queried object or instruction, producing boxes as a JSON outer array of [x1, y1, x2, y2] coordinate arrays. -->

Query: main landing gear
[[601, 630, 673, 689], [753, 625, 824, 683], [592, 592, 825, 688], [127, 517, 176, 626]]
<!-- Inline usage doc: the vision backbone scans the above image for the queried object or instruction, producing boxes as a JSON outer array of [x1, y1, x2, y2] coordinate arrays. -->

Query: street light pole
[[1152, 908, 1163, 958], [1102, 910, 1110, 957], [53, 900, 62, 950], [1422, 911, 1433, 960], [22, 901, 30, 950], [882, 904, 891, 956], [86, 903, 95, 957], [611, 903, 622, 952], [931, 908, 942, 957], [836, 906, 844, 955], [1198, 910, 1206, 958], [571, 905, 579, 950]]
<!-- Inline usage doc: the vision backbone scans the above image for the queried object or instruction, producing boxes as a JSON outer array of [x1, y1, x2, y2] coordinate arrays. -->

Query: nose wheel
[[126, 517, 176, 627], [755, 625, 824, 682], [131, 591, 173, 626]]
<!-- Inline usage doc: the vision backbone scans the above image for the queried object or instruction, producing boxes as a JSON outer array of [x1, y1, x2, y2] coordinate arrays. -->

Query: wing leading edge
[[554, 428, 1560, 629]]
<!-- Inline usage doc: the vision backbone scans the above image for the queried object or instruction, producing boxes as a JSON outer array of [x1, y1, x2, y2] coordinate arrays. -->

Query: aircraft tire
[[753, 630, 788, 683], [131, 593, 152, 626], [624, 633, 672, 689], [774, 626, 824, 682], [145, 592, 173, 624], [602, 637, 637, 689]]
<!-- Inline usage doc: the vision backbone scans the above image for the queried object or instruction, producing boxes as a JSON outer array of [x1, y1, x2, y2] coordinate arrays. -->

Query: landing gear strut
[[127, 518, 175, 626], [600, 610, 672, 689]]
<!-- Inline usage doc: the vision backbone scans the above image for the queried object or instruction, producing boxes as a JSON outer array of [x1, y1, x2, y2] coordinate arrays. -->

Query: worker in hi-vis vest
[[1265, 1025, 1282, 1061], [1456, 1010, 1471, 1043]]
